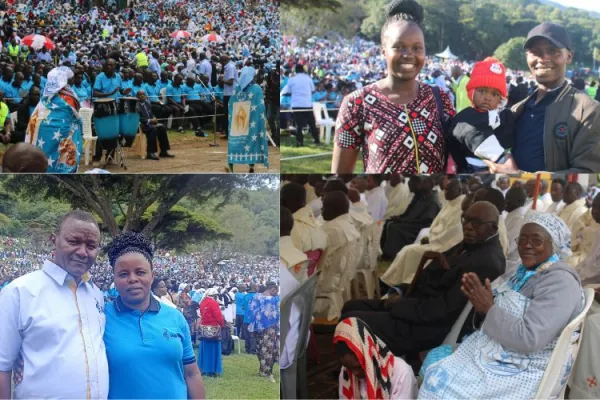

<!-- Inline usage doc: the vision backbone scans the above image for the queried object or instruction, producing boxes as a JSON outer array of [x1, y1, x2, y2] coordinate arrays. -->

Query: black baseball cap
[[524, 22, 572, 51]]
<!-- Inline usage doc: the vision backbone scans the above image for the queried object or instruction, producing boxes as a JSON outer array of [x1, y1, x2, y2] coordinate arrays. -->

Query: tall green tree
[[494, 37, 529, 71]]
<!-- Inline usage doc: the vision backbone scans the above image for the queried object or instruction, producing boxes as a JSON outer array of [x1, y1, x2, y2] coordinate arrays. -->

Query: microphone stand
[[197, 77, 220, 147]]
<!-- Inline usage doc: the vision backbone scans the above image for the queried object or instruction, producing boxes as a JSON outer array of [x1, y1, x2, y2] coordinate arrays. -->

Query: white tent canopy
[[435, 46, 458, 60]]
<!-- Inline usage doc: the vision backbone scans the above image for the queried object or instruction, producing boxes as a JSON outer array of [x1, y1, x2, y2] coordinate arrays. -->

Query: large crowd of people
[[280, 172, 600, 399], [0, 219, 280, 395], [281, 0, 600, 176], [0, 0, 280, 172]]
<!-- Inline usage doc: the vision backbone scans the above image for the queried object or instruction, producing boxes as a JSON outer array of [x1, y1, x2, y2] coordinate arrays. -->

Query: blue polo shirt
[[512, 83, 564, 172], [104, 296, 196, 399], [235, 291, 247, 316], [143, 82, 162, 102], [183, 83, 201, 101], [93, 72, 122, 102], [73, 84, 91, 103], [167, 83, 184, 104]]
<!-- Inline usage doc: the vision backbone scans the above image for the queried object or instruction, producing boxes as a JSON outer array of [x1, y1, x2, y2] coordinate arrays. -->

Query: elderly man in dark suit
[[340, 201, 506, 357], [137, 90, 174, 160]]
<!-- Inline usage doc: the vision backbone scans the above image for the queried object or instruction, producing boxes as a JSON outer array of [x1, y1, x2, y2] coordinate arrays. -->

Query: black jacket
[[448, 107, 516, 173]]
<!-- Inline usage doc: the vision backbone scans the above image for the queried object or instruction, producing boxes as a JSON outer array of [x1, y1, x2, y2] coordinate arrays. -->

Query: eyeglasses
[[461, 216, 496, 228], [516, 236, 546, 247]]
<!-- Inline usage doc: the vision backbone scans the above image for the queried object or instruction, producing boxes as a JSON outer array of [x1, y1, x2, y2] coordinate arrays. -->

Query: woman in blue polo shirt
[[103, 232, 205, 399]]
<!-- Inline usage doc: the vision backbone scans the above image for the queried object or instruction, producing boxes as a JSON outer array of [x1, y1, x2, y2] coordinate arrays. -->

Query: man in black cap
[[485, 22, 600, 174]]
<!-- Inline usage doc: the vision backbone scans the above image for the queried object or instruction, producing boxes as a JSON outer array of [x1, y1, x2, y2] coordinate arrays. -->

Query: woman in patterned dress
[[331, 0, 455, 174], [247, 282, 280, 382]]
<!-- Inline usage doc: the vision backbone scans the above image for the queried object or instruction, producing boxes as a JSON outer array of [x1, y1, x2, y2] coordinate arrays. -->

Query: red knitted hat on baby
[[466, 57, 507, 100]]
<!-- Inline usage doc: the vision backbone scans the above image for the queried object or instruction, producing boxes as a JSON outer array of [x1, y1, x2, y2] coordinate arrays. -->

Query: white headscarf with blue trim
[[523, 211, 572, 259]]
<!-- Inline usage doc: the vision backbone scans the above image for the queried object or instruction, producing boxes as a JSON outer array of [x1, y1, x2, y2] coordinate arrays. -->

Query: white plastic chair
[[534, 287, 595, 399], [352, 222, 383, 299], [312, 102, 335, 144], [79, 107, 97, 166], [231, 335, 241, 354]]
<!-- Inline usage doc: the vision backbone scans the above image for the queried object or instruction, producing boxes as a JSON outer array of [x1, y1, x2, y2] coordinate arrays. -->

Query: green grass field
[[199, 341, 280, 400], [280, 133, 363, 173]]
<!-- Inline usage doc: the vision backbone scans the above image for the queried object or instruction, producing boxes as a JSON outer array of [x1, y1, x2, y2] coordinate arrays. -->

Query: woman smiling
[[103, 232, 205, 399], [332, 0, 455, 174]]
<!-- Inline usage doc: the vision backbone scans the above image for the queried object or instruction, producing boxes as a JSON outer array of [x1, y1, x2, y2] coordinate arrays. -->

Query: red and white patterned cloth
[[335, 83, 456, 173]]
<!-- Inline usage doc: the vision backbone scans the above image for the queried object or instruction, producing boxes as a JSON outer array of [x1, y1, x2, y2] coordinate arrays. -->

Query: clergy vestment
[[280, 235, 310, 283], [366, 186, 388, 221], [381, 195, 465, 286], [314, 213, 361, 320], [566, 210, 600, 268], [502, 206, 528, 279], [381, 192, 441, 260], [545, 200, 565, 215], [384, 183, 414, 220], [558, 198, 588, 234], [304, 183, 317, 204], [290, 205, 328, 253], [349, 202, 375, 232]]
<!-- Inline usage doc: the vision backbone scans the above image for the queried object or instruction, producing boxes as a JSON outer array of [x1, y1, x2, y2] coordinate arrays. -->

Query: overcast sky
[[552, 0, 600, 13]]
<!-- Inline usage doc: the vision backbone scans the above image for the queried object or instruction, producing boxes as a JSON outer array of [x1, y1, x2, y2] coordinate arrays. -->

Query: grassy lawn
[[280, 133, 363, 173], [198, 340, 280, 400]]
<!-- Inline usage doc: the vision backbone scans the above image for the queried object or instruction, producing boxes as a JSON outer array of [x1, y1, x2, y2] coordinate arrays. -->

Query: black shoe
[[146, 153, 159, 160], [177, 126, 184, 133], [159, 152, 175, 158], [195, 129, 208, 137]]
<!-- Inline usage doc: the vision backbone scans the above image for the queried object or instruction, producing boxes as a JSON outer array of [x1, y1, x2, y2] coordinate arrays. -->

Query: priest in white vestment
[[546, 178, 567, 215], [280, 207, 310, 283], [567, 195, 600, 270], [348, 188, 374, 232], [380, 179, 464, 287], [314, 192, 361, 321], [365, 175, 387, 221], [558, 182, 588, 234], [502, 187, 529, 279], [281, 182, 328, 253], [384, 176, 413, 220]]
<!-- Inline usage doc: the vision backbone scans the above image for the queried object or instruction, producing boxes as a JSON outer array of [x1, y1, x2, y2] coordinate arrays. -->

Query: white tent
[[435, 46, 458, 60]]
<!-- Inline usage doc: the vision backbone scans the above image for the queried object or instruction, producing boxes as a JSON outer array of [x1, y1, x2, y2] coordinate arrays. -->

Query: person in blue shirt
[[183, 75, 209, 137], [4, 72, 26, 112], [121, 69, 134, 92], [312, 82, 327, 102], [129, 73, 145, 98], [234, 284, 247, 337], [143, 72, 171, 121], [242, 283, 258, 354], [167, 73, 200, 134], [92, 58, 132, 163], [157, 71, 171, 92], [104, 231, 205, 399], [72, 73, 92, 107]]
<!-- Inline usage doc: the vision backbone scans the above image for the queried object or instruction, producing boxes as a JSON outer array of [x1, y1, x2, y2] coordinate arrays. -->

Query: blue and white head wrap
[[523, 211, 572, 259]]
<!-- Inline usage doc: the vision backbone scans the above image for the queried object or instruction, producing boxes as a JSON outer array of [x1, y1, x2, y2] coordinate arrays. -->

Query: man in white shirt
[[546, 178, 566, 215], [221, 54, 238, 138], [280, 64, 320, 146], [538, 179, 553, 211], [197, 53, 212, 81], [0, 210, 109, 399], [365, 175, 387, 221], [384, 174, 413, 219]]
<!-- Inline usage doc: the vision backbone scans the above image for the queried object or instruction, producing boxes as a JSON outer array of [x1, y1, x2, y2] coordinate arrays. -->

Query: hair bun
[[386, 0, 424, 24], [106, 231, 154, 267]]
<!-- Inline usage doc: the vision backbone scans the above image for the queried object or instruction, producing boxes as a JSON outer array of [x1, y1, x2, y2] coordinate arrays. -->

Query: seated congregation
[[280, 173, 600, 399]]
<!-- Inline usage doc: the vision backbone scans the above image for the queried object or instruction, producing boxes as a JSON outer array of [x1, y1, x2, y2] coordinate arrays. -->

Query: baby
[[447, 57, 516, 173]]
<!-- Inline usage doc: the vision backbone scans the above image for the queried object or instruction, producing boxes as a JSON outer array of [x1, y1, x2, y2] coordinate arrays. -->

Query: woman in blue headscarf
[[225, 66, 269, 173], [246, 281, 279, 382], [26, 66, 83, 173], [419, 212, 584, 400]]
